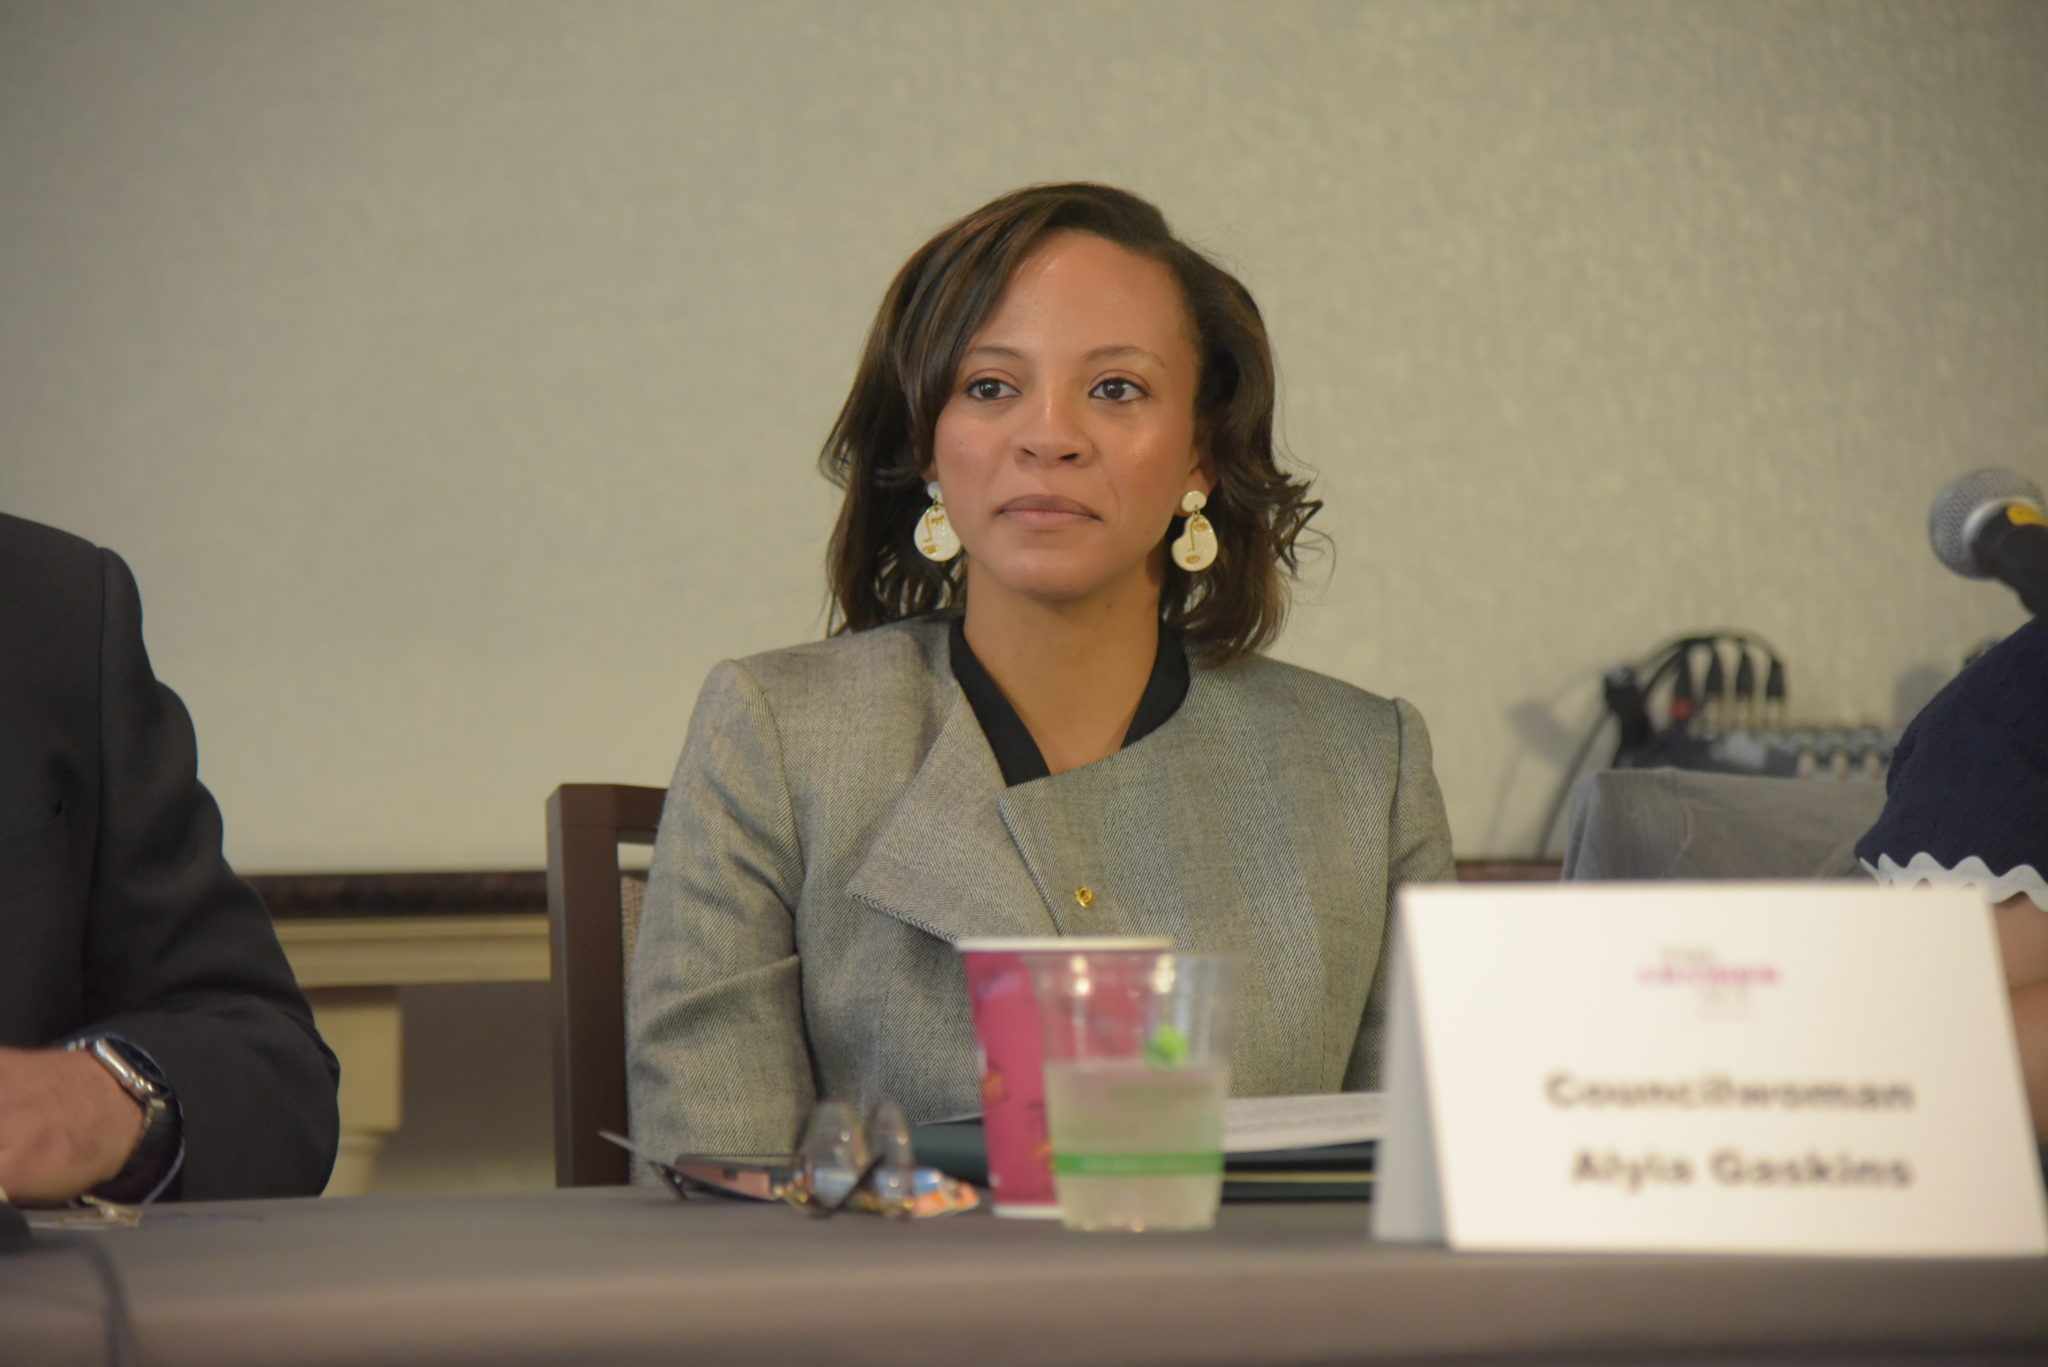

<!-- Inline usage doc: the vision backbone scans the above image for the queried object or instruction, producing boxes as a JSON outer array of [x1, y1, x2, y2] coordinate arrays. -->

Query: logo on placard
[[1638, 948, 1779, 1018]]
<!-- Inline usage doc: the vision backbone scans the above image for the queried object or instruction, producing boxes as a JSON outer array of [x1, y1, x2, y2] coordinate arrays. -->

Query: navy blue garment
[[1856, 616, 2048, 907]]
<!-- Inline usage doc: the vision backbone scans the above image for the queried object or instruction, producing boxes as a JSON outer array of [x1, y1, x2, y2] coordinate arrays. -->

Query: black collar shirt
[[947, 614, 1191, 787]]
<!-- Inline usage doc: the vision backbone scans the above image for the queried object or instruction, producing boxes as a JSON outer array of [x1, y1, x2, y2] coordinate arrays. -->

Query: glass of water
[[1030, 951, 1240, 1232]]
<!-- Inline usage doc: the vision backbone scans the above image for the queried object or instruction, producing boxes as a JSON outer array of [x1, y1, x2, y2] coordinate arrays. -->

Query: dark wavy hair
[[820, 182, 1320, 663]]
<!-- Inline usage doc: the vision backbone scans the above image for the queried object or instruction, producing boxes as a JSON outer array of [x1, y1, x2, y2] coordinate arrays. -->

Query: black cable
[[1628, 633, 1785, 743], [1534, 637, 1694, 857], [1700, 647, 1727, 731], [1535, 630, 1792, 859], [1764, 656, 1788, 727], [1535, 708, 1618, 857], [3, 1228, 138, 1367], [1733, 650, 1758, 729], [69, 1232, 137, 1367], [1625, 645, 1693, 749]]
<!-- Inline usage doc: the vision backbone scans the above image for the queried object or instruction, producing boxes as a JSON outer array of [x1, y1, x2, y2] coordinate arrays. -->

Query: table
[[6, 1188, 2045, 1366]]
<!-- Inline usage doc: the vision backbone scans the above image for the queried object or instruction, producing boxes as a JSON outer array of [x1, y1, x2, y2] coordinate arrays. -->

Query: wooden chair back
[[545, 782, 666, 1186]]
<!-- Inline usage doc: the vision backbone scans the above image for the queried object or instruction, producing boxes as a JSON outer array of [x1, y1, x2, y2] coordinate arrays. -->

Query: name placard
[[1374, 882, 2048, 1256]]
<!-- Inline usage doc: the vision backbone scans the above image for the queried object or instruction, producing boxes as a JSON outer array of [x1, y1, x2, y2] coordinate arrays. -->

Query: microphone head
[[1928, 468, 2047, 578]]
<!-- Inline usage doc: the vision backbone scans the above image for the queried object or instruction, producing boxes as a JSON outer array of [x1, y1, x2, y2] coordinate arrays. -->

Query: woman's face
[[929, 231, 1210, 617]]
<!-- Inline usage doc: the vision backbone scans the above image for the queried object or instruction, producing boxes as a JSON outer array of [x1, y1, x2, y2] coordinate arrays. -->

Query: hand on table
[[0, 1045, 144, 1204]]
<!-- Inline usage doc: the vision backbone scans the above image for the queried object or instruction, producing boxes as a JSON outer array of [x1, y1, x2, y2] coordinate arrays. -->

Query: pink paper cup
[[957, 937, 1171, 1218]]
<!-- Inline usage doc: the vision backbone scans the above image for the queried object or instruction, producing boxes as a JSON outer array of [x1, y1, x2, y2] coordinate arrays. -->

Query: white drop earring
[[914, 480, 962, 562], [1170, 490, 1217, 571]]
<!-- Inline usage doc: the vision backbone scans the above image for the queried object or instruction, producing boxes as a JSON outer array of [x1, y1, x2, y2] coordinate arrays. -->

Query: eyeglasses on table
[[602, 1098, 978, 1219]]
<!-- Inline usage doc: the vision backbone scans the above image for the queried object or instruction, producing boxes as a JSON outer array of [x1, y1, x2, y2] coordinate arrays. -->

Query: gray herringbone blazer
[[627, 616, 1454, 1159]]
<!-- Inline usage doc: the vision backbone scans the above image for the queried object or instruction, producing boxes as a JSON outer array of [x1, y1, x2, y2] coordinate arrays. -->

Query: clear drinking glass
[[1030, 952, 1240, 1232]]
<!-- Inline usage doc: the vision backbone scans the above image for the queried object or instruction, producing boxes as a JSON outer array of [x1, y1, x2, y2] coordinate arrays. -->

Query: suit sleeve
[[1346, 696, 1454, 1090], [628, 660, 814, 1163], [83, 550, 340, 1199]]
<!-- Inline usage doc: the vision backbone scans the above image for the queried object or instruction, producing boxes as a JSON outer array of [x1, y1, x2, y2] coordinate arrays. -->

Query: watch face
[[83, 1037, 166, 1102]]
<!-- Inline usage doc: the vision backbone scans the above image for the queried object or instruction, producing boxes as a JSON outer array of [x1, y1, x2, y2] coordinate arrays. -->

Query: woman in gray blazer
[[628, 184, 1454, 1160]]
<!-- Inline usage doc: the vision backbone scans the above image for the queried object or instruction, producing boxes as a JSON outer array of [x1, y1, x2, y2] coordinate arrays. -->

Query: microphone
[[1927, 469, 2048, 616]]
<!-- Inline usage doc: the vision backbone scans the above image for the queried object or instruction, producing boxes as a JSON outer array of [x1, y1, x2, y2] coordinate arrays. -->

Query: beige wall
[[3, 0, 2041, 867]]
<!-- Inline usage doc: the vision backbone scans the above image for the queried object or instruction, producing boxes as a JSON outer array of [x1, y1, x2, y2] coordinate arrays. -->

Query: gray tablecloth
[[1564, 769, 1889, 882], [4, 1187, 2045, 1366]]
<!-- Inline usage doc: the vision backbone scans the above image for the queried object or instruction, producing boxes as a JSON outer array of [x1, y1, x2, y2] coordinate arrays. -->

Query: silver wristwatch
[[69, 1036, 178, 1202]]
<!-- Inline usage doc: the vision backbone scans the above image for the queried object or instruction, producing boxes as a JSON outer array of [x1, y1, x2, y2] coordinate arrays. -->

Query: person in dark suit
[[0, 512, 339, 1204]]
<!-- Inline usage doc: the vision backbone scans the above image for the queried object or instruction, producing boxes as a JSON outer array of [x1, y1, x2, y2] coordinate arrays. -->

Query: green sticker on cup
[[1144, 1023, 1190, 1070], [1053, 1151, 1223, 1176]]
